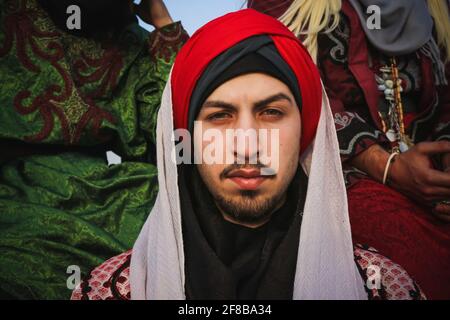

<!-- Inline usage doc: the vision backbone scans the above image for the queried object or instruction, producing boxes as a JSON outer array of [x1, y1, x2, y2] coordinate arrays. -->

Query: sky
[[137, 0, 247, 35]]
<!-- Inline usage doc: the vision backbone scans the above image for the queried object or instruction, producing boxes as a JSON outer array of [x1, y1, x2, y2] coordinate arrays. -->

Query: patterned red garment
[[71, 246, 425, 300], [348, 179, 450, 300]]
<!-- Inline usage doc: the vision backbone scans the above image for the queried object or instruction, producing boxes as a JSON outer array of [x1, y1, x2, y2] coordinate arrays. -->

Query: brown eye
[[207, 112, 233, 121], [261, 108, 284, 118]]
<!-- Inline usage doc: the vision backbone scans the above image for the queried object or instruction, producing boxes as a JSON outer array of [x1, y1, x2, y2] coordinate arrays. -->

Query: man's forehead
[[200, 73, 296, 111]]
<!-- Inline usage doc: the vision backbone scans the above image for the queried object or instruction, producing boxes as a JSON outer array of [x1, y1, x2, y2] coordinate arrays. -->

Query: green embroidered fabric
[[0, 0, 188, 299]]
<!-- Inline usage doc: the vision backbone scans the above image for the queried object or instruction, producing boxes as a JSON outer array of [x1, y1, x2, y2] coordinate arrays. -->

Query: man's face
[[194, 73, 302, 227]]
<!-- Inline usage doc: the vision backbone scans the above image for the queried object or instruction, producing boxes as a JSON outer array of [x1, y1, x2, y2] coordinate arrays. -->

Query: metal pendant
[[399, 141, 409, 153], [386, 129, 397, 142]]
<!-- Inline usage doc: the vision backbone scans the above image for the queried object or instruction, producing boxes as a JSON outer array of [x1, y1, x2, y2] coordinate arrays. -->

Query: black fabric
[[179, 165, 308, 300], [37, 0, 136, 38], [188, 35, 302, 133]]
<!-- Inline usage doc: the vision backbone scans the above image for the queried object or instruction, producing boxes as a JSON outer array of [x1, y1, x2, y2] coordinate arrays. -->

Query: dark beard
[[213, 189, 287, 225]]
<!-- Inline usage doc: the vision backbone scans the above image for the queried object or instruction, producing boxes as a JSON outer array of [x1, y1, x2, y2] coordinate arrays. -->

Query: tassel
[[420, 38, 448, 86]]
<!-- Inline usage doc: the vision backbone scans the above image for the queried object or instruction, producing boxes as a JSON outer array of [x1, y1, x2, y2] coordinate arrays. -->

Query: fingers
[[423, 169, 450, 188], [432, 204, 450, 223], [422, 187, 450, 201], [415, 141, 450, 156]]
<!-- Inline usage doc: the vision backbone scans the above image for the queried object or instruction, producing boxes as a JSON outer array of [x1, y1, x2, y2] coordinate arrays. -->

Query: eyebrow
[[254, 93, 294, 112], [202, 100, 236, 111], [202, 93, 294, 112]]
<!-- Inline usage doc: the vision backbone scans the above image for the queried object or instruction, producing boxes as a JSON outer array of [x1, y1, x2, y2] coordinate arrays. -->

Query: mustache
[[220, 162, 276, 180]]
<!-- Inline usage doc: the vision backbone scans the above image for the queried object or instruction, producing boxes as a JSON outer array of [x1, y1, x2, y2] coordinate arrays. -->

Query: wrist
[[350, 144, 390, 183], [152, 16, 174, 29], [150, 0, 173, 28], [382, 150, 400, 185], [372, 148, 391, 183]]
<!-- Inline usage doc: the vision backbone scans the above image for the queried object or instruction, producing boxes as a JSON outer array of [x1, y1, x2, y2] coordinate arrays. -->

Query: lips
[[227, 168, 268, 190], [227, 168, 261, 179]]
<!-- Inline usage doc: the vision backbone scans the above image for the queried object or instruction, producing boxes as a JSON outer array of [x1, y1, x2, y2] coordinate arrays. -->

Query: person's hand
[[350, 141, 450, 222], [387, 141, 450, 222], [431, 151, 450, 221], [433, 201, 450, 223], [132, 0, 173, 29], [441, 152, 450, 172]]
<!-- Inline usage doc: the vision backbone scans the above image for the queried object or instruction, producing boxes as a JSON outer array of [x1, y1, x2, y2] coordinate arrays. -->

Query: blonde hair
[[427, 0, 450, 62], [279, 0, 342, 62], [280, 0, 450, 63]]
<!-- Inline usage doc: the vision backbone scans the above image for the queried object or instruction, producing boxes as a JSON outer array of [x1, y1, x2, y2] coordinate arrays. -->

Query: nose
[[230, 112, 261, 165]]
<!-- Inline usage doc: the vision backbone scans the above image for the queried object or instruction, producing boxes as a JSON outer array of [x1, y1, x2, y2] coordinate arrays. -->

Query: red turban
[[171, 9, 322, 155]]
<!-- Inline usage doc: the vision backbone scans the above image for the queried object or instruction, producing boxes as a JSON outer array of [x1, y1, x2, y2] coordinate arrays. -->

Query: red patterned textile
[[71, 247, 425, 300], [348, 179, 450, 300], [247, 0, 293, 18], [71, 250, 132, 300]]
